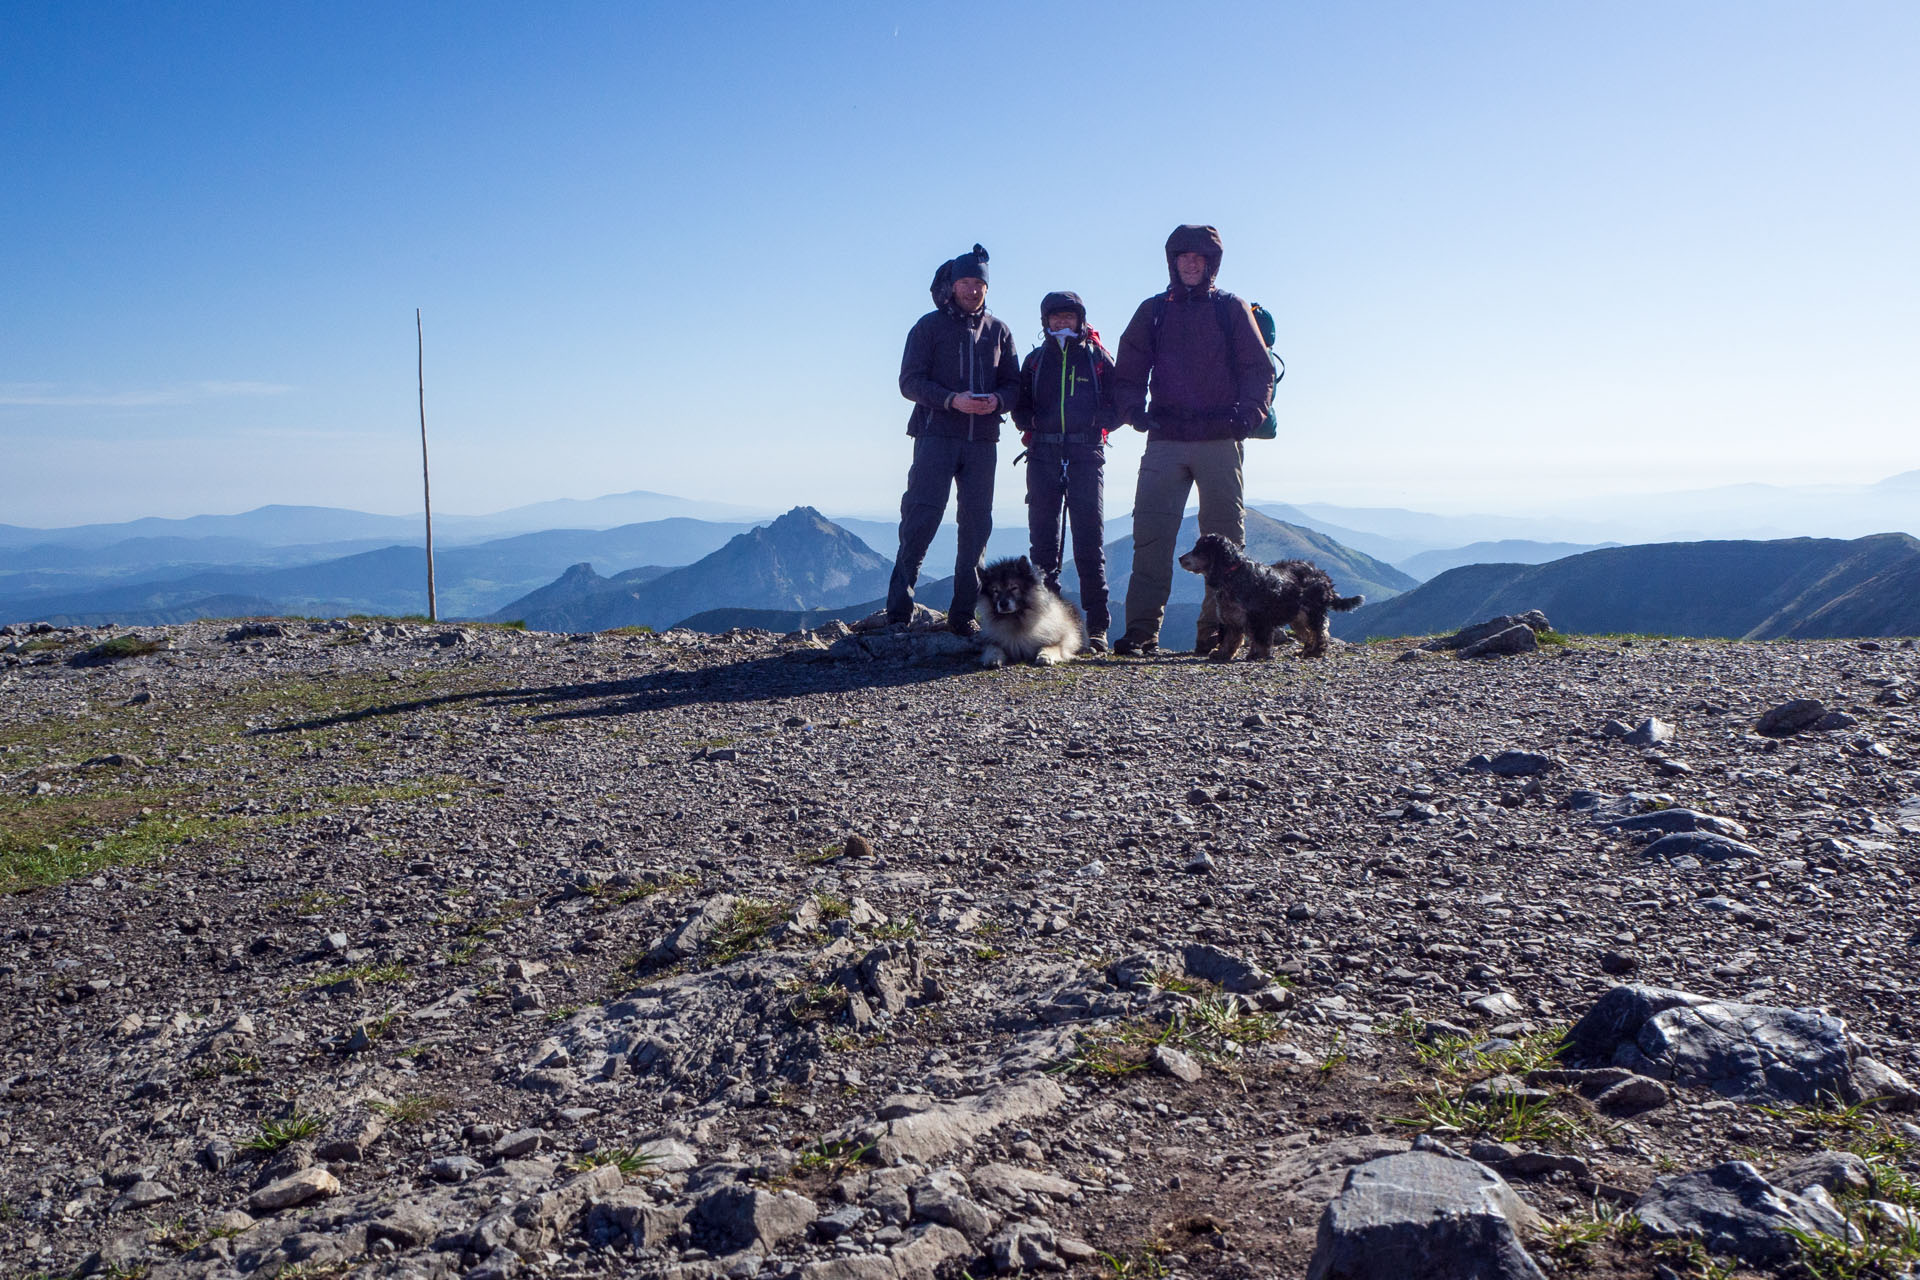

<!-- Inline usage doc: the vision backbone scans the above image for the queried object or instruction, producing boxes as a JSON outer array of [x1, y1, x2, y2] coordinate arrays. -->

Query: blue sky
[[4, 1, 1917, 527]]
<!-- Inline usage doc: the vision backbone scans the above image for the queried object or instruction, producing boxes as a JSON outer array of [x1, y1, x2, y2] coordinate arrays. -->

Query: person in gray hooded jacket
[[886, 244, 1023, 634]]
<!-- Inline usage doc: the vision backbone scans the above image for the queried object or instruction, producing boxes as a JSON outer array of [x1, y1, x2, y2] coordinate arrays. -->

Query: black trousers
[[1024, 443, 1108, 634], [887, 435, 996, 622]]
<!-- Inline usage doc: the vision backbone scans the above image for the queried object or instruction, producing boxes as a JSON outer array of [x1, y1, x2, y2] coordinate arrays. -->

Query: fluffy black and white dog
[[977, 557, 1085, 667], [1177, 534, 1364, 660]]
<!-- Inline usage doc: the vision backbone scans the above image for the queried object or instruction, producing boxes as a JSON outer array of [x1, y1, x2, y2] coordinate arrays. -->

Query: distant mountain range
[[0, 519, 758, 624], [1333, 532, 1920, 641], [486, 508, 892, 632], [7, 475, 1917, 636], [1393, 539, 1619, 582], [0, 490, 774, 550], [1262, 469, 1920, 555]]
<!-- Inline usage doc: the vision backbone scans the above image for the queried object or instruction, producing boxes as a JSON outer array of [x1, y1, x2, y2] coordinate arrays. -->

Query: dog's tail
[[1331, 593, 1365, 612]]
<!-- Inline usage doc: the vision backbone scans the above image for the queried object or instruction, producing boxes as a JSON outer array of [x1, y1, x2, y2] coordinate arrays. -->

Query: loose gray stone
[[427, 1154, 483, 1183], [1633, 1160, 1854, 1264], [987, 1218, 1067, 1273], [1603, 808, 1748, 840], [1180, 943, 1274, 992], [1459, 625, 1539, 658], [1768, 1150, 1874, 1196], [248, 1166, 341, 1212], [1642, 831, 1764, 862], [858, 1077, 1065, 1166], [1469, 751, 1558, 777], [1757, 699, 1826, 736], [909, 1169, 995, 1243], [1624, 717, 1676, 747], [1149, 1045, 1203, 1083], [1306, 1138, 1544, 1280], [688, 1184, 819, 1253], [1562, 985, 1855, 1104], [1423, 613, 1551, 652]]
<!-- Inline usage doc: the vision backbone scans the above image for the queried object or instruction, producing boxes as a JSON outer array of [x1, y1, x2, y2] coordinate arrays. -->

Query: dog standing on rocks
[[977, 557, 1085, 667], [1177, 534, 1363, 659]]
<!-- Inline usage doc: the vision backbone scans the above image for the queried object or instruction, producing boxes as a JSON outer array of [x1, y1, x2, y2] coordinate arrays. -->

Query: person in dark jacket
[[887, 244, 1023, 634], [1111, 225, 1276, 656], [1011, 291, 1118, 651]]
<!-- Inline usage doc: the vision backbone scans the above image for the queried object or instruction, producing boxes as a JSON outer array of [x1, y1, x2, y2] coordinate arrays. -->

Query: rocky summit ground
[[2, 617, 1918, 1280]]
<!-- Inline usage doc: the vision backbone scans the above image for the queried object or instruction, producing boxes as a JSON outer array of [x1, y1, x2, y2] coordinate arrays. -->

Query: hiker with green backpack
[[1111, 224, 1282, 657]]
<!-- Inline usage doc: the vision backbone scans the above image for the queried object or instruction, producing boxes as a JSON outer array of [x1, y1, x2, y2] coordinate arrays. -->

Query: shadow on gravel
[[253, 652, 970, 735]]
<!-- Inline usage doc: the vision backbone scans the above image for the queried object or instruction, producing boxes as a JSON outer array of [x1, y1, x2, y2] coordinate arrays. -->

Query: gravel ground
[[2, 618, 1917, 1280]]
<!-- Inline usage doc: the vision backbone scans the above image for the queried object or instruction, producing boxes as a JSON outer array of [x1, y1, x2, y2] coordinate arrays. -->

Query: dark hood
[[1164, 224, 1222, 298], [1039, 290, 1087, 331]]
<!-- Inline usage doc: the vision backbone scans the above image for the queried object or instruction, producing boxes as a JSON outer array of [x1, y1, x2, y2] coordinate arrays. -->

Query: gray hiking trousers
[[1122, 437, 1244, 643], [887, 435, 996, 622]]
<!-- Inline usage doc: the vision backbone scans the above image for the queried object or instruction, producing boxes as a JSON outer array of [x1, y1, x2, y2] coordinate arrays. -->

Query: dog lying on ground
[[977, 557, 1085, 667], [1177, 534, 1364, 660]]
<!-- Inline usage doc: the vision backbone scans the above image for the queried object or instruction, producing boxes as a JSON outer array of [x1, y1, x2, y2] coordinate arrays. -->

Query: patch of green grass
[[815, 893, 851, 919], [1317, 1030, 1350, 1077], [972, 947, 1004, 962], [267, 888, 347, 914], [1, 808, 227, 895], [302, 962, 408, 990], [606, 625, 655, 635], [1650, 1238, 1737, 1280], [1534, 629, 1572, 648], [74, 634, 166, 664], [1148, 970, 1212, 995], [1057, 993, 1286, 1077], [1098, 1248, 1171, 1278], [867, 918, 917, 941], [785, 983, 850, 1023], [1394, 1083, 1589, 1145], [241, 1109, 326, 1154], [568, 1145, 664, 1178], [367, 1094, 446, 1125], [13, 637, 69, 654], [796, 844, 844, 866], [793, 1138, 874, 1175], [1759, 1095, 1917, 1162], [707, 898, 788, 963], [1786, 1217, 1920, 1280], [1542, 1200, 1642, 1259]]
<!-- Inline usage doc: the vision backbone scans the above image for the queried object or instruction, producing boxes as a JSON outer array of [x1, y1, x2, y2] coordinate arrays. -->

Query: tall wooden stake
[[417, 308, 438, 622]]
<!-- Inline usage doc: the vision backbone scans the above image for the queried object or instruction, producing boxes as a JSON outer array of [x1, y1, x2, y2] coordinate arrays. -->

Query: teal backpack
[[1149, 293, 1285, 440]]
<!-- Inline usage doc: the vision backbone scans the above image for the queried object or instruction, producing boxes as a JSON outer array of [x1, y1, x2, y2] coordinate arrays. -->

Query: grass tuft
[[241, 1109, 325, 1154]]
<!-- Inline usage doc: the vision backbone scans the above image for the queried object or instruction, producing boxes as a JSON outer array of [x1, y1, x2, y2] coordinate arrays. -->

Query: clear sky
[[4, 1, 1917, 528]]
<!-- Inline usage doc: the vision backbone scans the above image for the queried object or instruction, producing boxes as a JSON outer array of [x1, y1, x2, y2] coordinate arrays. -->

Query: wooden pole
[[417, 308, 438, 622]]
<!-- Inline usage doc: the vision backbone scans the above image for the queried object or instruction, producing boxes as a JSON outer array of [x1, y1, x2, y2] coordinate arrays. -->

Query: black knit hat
[[1040, 290, 1086, 329], [949, 243, 989, 284]]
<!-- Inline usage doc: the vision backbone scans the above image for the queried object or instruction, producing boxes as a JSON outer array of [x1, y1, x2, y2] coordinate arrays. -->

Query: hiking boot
[[1113, 631, 1158, 656], [948, 614, 981, 638], [1085, 631, 1109, 655]]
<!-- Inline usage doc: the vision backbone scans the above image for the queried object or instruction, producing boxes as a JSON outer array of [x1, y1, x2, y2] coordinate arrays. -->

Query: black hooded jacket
[[1012, 291, 1117, 442], [899, 253, 1022, 443], [1114, 224, 1275, 442]]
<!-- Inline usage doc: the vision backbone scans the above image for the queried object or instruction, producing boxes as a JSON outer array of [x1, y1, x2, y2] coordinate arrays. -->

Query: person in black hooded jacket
[[886, 244, 1023, 634], [1012, 291, 1118, 651]]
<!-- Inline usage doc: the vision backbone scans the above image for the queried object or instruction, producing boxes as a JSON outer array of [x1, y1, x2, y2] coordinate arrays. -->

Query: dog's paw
[[980, 645, 1008, 668], [1205, 648, 1233, 663], [1032, 650, 1059, 666]]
